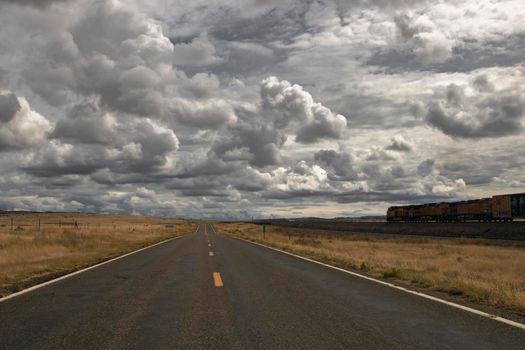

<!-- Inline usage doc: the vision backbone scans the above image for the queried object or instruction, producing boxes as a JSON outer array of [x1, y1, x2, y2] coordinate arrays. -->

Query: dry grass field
[[0, 212, 196, 297], [215, 222, 525, 316]]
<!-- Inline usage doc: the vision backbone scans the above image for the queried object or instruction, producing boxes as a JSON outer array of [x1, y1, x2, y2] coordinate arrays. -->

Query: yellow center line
[[209, 251, 214, 257], [213, 272, 223, 287]]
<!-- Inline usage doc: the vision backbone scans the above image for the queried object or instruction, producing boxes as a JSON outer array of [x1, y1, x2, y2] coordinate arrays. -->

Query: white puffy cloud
[[170, 97, 237, 128], [386, 135, 413, 152], [261, 76, 348, 143], [52, 101, 118, 144], [426, 74, 525, 138], [172, 34, 222, 66], [0, 92, 20, 122], [187, 73, 221, 98], [394, 11, 456, 64], [24, 117, 178, 177], [0, 93, 50, 150], [268, 161, 330, 194]]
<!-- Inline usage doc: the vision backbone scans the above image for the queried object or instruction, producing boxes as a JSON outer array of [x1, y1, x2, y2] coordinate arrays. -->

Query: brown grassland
[[0, 212, 196, 297], [215, 221, 525, 317]]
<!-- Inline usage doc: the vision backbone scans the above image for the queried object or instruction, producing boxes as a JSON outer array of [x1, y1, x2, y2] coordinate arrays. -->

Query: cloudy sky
[[0, 0, 524, 219]]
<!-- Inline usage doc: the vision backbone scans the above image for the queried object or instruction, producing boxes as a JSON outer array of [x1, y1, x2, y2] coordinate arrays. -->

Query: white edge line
[[0, 223, 200, 303], [225, 232, 525, 332]]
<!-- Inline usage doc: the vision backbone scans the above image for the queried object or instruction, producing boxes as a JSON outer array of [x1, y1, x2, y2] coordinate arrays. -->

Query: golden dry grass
[[215, 222, 525, 315], [0, 213, 196, 296]]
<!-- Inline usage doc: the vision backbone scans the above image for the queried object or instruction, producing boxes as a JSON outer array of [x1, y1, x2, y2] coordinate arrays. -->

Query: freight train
[[387, 192, 525, 222]]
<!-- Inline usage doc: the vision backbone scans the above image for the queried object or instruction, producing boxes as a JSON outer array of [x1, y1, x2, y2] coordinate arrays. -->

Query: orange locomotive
[[387, 192, 525, 222]]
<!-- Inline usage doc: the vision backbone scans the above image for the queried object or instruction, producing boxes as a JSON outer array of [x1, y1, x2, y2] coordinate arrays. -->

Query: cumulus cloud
[[0, 0, 522, 217], [295, 104, 347, 143], [426, 77, 525, 138], [365, 147, 401, 161], [186, 73, 221, 98], [51, 101, 118, 144], [19, 0, 175, 117], [0, 93, 50, 151], [172, 34, 222, 66], [0, 93, 20, 122], [215, 124, 286, 167], [314, 149, 358, 180], [25, 118, 178, 177], [261, 76, 348, 143], [385, 135, 413, 152], [19, 0, 236, 129], [265, 161, 331, 197], [394, 11, 455, 64], [170, 98, 237, 128]]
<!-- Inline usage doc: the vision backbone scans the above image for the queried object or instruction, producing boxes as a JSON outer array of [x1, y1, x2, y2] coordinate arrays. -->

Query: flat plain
[[215, 221, 525, 319], [0, 212, 196, 297]]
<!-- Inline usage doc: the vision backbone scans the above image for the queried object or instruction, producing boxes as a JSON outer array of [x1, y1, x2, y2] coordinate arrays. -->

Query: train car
[[417, 203, 445, 221], [387, 206, 409, 221], [386, 192, 525, 222], [492, 193, 525, 221], [456, 198, 492, 222], [428, 203, 448, 221], [386, 207, 398, 221]]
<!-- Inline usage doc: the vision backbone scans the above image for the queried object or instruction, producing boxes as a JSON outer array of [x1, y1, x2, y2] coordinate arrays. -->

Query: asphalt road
[[0, 223, 524, 349]]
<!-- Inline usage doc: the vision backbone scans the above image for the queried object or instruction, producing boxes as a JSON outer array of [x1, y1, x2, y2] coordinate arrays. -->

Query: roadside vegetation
[[0, 213, 196, 297], [215, 222, 525, 316]]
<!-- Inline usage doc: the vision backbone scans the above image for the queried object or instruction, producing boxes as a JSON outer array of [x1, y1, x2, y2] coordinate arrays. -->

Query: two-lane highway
[[0, 223, 524, 349]]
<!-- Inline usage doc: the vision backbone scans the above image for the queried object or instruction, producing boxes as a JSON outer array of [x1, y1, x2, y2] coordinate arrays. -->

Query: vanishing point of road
[[1, 223, 524, 349]]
